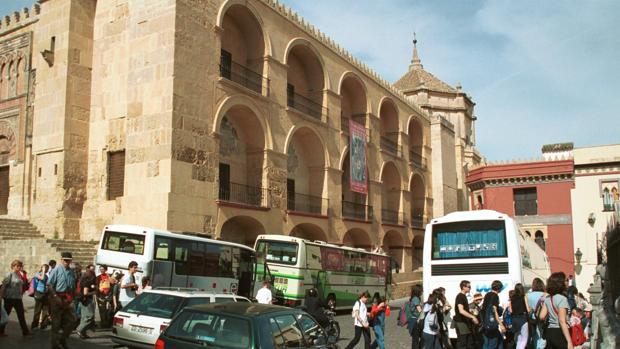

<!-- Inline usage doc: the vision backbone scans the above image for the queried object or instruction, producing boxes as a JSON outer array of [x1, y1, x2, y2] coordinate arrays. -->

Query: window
[[166, 310, 251, 349], [514, 187, 537, 216], [108, 150, 125, 200], [271, 314, 305, 348], [432, 220, 507, 260], [256, 241, 298, 265], [535, 231, 546, 251], [298, 314, 323, 344], [101, 230, 145, 255], [220, 49, 232, 80], [122, 293, 183, 318], [184, 297, 211, 307]]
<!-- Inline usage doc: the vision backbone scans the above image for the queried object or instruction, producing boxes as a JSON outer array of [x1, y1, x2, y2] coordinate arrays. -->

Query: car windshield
[[166, 310, 251, 349], [123, 293, 183, 318]]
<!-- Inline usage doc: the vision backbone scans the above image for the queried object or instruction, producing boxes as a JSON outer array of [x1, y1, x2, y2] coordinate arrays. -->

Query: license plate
[[130, 325, 153, 335]]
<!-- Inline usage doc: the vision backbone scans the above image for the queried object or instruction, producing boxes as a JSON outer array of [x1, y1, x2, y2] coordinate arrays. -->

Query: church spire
[[409, 33, 423, 71]]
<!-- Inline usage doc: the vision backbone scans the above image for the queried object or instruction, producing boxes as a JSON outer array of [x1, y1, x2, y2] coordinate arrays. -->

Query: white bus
[[95, 225, 265, 299], [254, 234, 391, 309], [422, 210, 550, 337]]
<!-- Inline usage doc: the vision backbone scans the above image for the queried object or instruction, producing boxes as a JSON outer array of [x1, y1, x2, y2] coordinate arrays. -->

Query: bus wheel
[[326, 294, 336, 309]]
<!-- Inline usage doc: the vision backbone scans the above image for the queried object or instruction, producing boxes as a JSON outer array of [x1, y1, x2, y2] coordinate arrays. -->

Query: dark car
[[154, 302, 339, 349]]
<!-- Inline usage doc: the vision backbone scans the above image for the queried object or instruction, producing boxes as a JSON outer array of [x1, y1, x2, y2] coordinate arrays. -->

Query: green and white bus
[[255, 234, 391, 309]]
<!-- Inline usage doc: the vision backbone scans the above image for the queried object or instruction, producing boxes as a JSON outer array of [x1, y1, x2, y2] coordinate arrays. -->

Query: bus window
[[354, 254, 367, 273], [101, 231, 145, 255], [431, 220, 507, 260], [256, 241, 298, 265], [320, 247, 344, 272], [154, 237, 172, 260]]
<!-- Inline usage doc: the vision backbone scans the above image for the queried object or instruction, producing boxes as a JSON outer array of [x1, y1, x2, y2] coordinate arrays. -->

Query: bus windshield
[[101, 230, 145, 255], [431, 220, 507, 260], [256, 240, 298, 265]]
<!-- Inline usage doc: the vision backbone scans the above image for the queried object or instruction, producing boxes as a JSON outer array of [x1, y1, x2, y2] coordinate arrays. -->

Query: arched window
[[534, 230, 545, 251], [0, 63, 5, 100]]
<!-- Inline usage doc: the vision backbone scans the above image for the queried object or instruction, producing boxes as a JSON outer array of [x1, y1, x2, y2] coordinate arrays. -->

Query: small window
[[154, 237, 172, 260], [107, 150, 125, 200], [514, 187, 537, 216]]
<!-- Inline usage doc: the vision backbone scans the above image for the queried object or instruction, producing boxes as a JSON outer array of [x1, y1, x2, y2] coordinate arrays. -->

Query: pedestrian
[[48, 260, 57, 275], [509, 283, 530, 349], [0, 260, 32, 337], [454, 280, 479, 349], [421, 292, 441, 349], [434, 288, 451, 349], [47, 252, 77, 349], [119, 261, 139, 307], [567, 275, 575, 288], [96, 265, 113, 328], [370, 294, 388, 349], [71, 262, 82, 325], [75, 266, 97, 338], [31, 263, 50, 331], [407, 284, 423, 349], [468, 293, 484, 348], [111, 272, 122, 312], [255, 279, 273, 304], [526, 278, 546, 349], [481, 280, 506, 349], [344, 291, 371, 349], [538, 272, 573, 349]]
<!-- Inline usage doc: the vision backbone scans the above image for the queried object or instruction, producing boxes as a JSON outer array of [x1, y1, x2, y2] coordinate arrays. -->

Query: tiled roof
[[394, 66, 457, 94]]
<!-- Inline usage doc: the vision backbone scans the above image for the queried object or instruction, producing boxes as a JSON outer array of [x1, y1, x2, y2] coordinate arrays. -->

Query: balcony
[[411, 199, 425, 228], [287, 193, 328, 215], [409, 149, 427, 171], [341, 114, 367, 134], [381, 136, 399, 156], [287, 91, 326, 121], [218, 182, 269, 208], [219, 62, 269, 95], [381, 209, 401, 225], [342, 201, 373, 221]]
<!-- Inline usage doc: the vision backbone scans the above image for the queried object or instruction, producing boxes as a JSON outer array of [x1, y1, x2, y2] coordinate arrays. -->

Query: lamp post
[[575, 248, 583, 265]]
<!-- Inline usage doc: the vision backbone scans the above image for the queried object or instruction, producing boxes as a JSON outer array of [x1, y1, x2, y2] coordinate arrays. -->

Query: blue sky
[[2, 1, 618, 161]]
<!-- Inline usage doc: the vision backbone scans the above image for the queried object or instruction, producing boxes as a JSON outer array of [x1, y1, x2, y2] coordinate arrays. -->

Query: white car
[[111, 288, 251, 349]]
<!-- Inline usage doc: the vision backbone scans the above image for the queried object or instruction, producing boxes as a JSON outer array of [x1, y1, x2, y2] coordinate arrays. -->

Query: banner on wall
[[349, 120, 368, 194]]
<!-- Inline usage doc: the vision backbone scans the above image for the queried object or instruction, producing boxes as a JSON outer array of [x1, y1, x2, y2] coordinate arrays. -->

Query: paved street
[[2, 297, 414, 349]]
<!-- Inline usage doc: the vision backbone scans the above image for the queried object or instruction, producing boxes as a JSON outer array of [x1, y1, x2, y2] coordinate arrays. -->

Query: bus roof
[[103, 224, 254, 251], [430, 210, 511, 225], [256, 234, 389, 257]]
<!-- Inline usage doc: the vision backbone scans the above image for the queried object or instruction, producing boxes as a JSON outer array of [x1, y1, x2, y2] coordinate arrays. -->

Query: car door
[[268, 313, 308, 349], [295, 314, 330, 348]]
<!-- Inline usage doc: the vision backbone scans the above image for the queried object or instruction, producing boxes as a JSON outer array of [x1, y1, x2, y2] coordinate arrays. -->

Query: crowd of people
[[340, 271, 591, 349], [0, 252, 150, 349]]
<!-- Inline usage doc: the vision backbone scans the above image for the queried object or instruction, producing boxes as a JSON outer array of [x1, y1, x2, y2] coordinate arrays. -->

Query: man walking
[[119, 261, 139, 308], [47, 252, 77, 349], [255, 279, 272, 304], [75, 267, 96, 338], [454, 280, 479, 349]]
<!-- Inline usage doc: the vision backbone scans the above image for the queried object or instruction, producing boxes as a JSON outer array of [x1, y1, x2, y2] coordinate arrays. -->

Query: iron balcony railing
[[287, 193, 328, 215], [218, 182, 269, 207], [381, 136, 399, 155], [342, 201, 373, 221], [341, 113, 367, 134], [287, 91, 326, 120], [381, 209, 401, 225], [411, 198, 425, 228], [219, 62, 269, 95], [409, 149, 427, 170]]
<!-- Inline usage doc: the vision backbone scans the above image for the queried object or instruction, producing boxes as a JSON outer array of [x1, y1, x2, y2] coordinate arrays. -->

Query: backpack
[[529, 295, 545, 326], [27, 278, 36, 297], [571, 322, 587, 346], [502, 306, 513, 329], [398, 303, 408, 326], [482, 304, 498, 334]]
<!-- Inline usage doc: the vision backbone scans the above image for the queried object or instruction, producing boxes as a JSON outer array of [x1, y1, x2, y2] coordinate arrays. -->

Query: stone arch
[[383, 230, 405, 271], [342, 228, 372, 250], [220, 215, 266, 247], [338, 145, 349, 171], [15, 58, 24, 95], [378, 97, 400, 131], [0, 122, 16, 165], [379, 161, 402, 188], [283, 37, 330, 91], [284, 125, 330, 168], [380, 161, 402, 223], [407, 115, 424, 164], [290, 223, 327, 242], [213, 95, 273, 150], [338, 71, 371, 116], [409, 173, 426, 225], [216, 0, 272, 57]]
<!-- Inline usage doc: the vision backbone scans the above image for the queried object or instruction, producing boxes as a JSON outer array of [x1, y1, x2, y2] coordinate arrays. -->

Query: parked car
[[155, 302, 339, 349], [112, 288, 250, 349]]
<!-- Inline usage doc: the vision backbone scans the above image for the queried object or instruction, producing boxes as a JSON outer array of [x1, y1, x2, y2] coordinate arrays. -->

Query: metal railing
[[381, 136, 399, 155], [287, 193, 327, 215], [287, 91, 326, 120], [381, 209, 401, 225], [409, 149, 427, 170], [218, 182, 269, 207], [219, 62, 269, 95], [341, 114, 367, 134], [342, 201, 373, 221], [411, 200, 425, 228]]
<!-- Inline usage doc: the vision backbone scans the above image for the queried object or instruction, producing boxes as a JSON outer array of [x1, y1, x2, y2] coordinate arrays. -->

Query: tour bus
[[254, 234, 391, 309], [423, 210, 550, 337], [95, 225, 266, 299]]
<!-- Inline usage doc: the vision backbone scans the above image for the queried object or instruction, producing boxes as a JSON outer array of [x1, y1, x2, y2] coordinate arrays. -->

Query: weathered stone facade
[[0, 0, 481, 278]]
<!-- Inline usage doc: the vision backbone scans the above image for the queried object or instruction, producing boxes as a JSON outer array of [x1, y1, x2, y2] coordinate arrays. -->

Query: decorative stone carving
[[266, 166, 287, 209], [147, 161, 159, 177], [0, 121, 16, 164], [63, 187, 86, 208]]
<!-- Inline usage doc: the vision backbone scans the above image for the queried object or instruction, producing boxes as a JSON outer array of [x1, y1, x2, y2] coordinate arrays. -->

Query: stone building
[[0, 0, 481, 282]]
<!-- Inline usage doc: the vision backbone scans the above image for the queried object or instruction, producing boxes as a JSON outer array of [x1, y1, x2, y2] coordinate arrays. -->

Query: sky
[[2, 0, 619, 161]]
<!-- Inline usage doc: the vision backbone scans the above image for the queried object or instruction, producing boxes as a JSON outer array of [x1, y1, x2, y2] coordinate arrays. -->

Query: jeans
[[344, 325, 370, 349], [32, 293, 49, 328], [371, 324, 385, 349], [482, 334, 504, 349], [422, 332, 441, 349], [0, 298, 29, 334], [457, 332, 475, 349], [50, 296, 77, 349], [96, 296, 114, 328], [410, 321, 421, 349], [76, 298, 96, 333]]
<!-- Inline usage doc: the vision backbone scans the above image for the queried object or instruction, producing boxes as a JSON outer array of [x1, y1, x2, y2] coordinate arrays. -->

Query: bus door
[[149, 260, 173, 288], [253, 249, 273, 296], [235, 248, 255, 299]]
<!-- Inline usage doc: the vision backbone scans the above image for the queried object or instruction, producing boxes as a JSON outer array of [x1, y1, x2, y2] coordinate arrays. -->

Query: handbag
[[28, 278, 36, 297]]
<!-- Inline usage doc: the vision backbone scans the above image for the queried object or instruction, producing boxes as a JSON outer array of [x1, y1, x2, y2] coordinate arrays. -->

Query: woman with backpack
[[538, 272, 573, 349], [421, 292, 441, 349], [0, 260, 32, 337], [508, 283, 531, 349], [526, 278, 546, 349], [407, 284, 423, 349], [31, 263, 50, 330]]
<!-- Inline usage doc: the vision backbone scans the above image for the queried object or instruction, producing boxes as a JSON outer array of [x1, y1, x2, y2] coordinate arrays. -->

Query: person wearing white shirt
[[119, 261, 139, 308], [255, 279, 272, 304], [344, 292, 370, 349]]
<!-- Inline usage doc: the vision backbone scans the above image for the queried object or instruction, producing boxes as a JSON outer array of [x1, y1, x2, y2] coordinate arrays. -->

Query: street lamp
[[575, 248, 583, 265]]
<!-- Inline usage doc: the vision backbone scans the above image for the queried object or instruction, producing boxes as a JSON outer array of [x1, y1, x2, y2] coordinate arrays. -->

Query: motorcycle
[[323, 307, 341, 342]]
